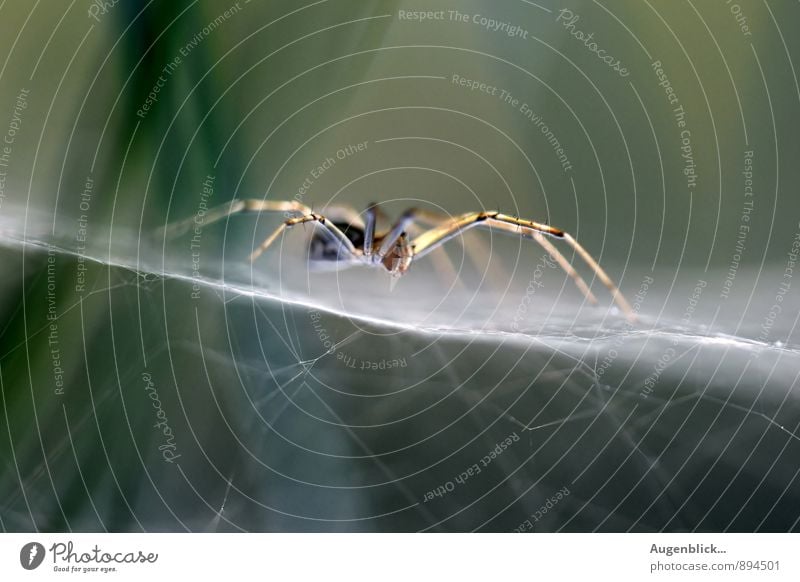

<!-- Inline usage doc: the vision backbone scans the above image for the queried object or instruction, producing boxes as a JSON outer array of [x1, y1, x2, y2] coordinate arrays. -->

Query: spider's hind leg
[[159, 199, 312, 239], [249, 213, 358, 262]]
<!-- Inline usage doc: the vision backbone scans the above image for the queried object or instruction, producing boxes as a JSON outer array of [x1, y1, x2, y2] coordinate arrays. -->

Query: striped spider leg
[[410, 211, 634, 321]]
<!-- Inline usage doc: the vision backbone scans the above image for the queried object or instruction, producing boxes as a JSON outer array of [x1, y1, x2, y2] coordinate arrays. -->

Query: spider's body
[[309, 219, 414, 275], [164, 199, 635, 320], [308, 221, 362, 263]]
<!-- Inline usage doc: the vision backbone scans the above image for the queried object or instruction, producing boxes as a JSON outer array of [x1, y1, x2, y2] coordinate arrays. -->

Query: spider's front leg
[[410, 212, 636, 321]]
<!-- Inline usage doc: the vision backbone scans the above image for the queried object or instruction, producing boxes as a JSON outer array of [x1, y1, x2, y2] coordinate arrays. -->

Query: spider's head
[[381, 233, 413, 277]]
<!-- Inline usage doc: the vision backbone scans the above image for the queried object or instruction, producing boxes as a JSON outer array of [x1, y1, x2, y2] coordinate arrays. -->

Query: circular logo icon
[[19, 542, 45, 570]]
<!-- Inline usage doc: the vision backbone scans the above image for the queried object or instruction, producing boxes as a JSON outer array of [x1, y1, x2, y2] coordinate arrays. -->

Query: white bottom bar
[[1, 533, 797, 581]]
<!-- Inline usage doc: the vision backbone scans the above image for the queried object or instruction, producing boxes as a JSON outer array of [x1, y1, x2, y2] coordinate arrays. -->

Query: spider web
[[1, 224, 799, 532]]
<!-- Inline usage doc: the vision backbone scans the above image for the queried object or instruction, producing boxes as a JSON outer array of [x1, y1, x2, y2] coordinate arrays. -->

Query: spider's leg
[[371, 208, 476, 274], [387, 215, 460, 285], [484, 215, 633, 317], [249, 213, 357, 262], [374, 209, 418, 262], [533, 232, 598, 305], [559, 231, 634, 319], [363, 203, 378, 257], [249, 222, 289, 262], [411, 212, 635, 320], [372, 207, 469, 276], [160, 199, 312, 238], [485, 220, 598, 305], [400, 208, 510, 286], [410, 211, 504, 258]]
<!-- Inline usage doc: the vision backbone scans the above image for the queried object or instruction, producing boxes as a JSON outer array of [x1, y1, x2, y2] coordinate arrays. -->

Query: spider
[[164, 199, 635, 320]]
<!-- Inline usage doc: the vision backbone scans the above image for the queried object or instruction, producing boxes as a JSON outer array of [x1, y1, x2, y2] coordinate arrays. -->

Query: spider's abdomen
[[308, 222, 365, 262], [333, 222, 365, 248]]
